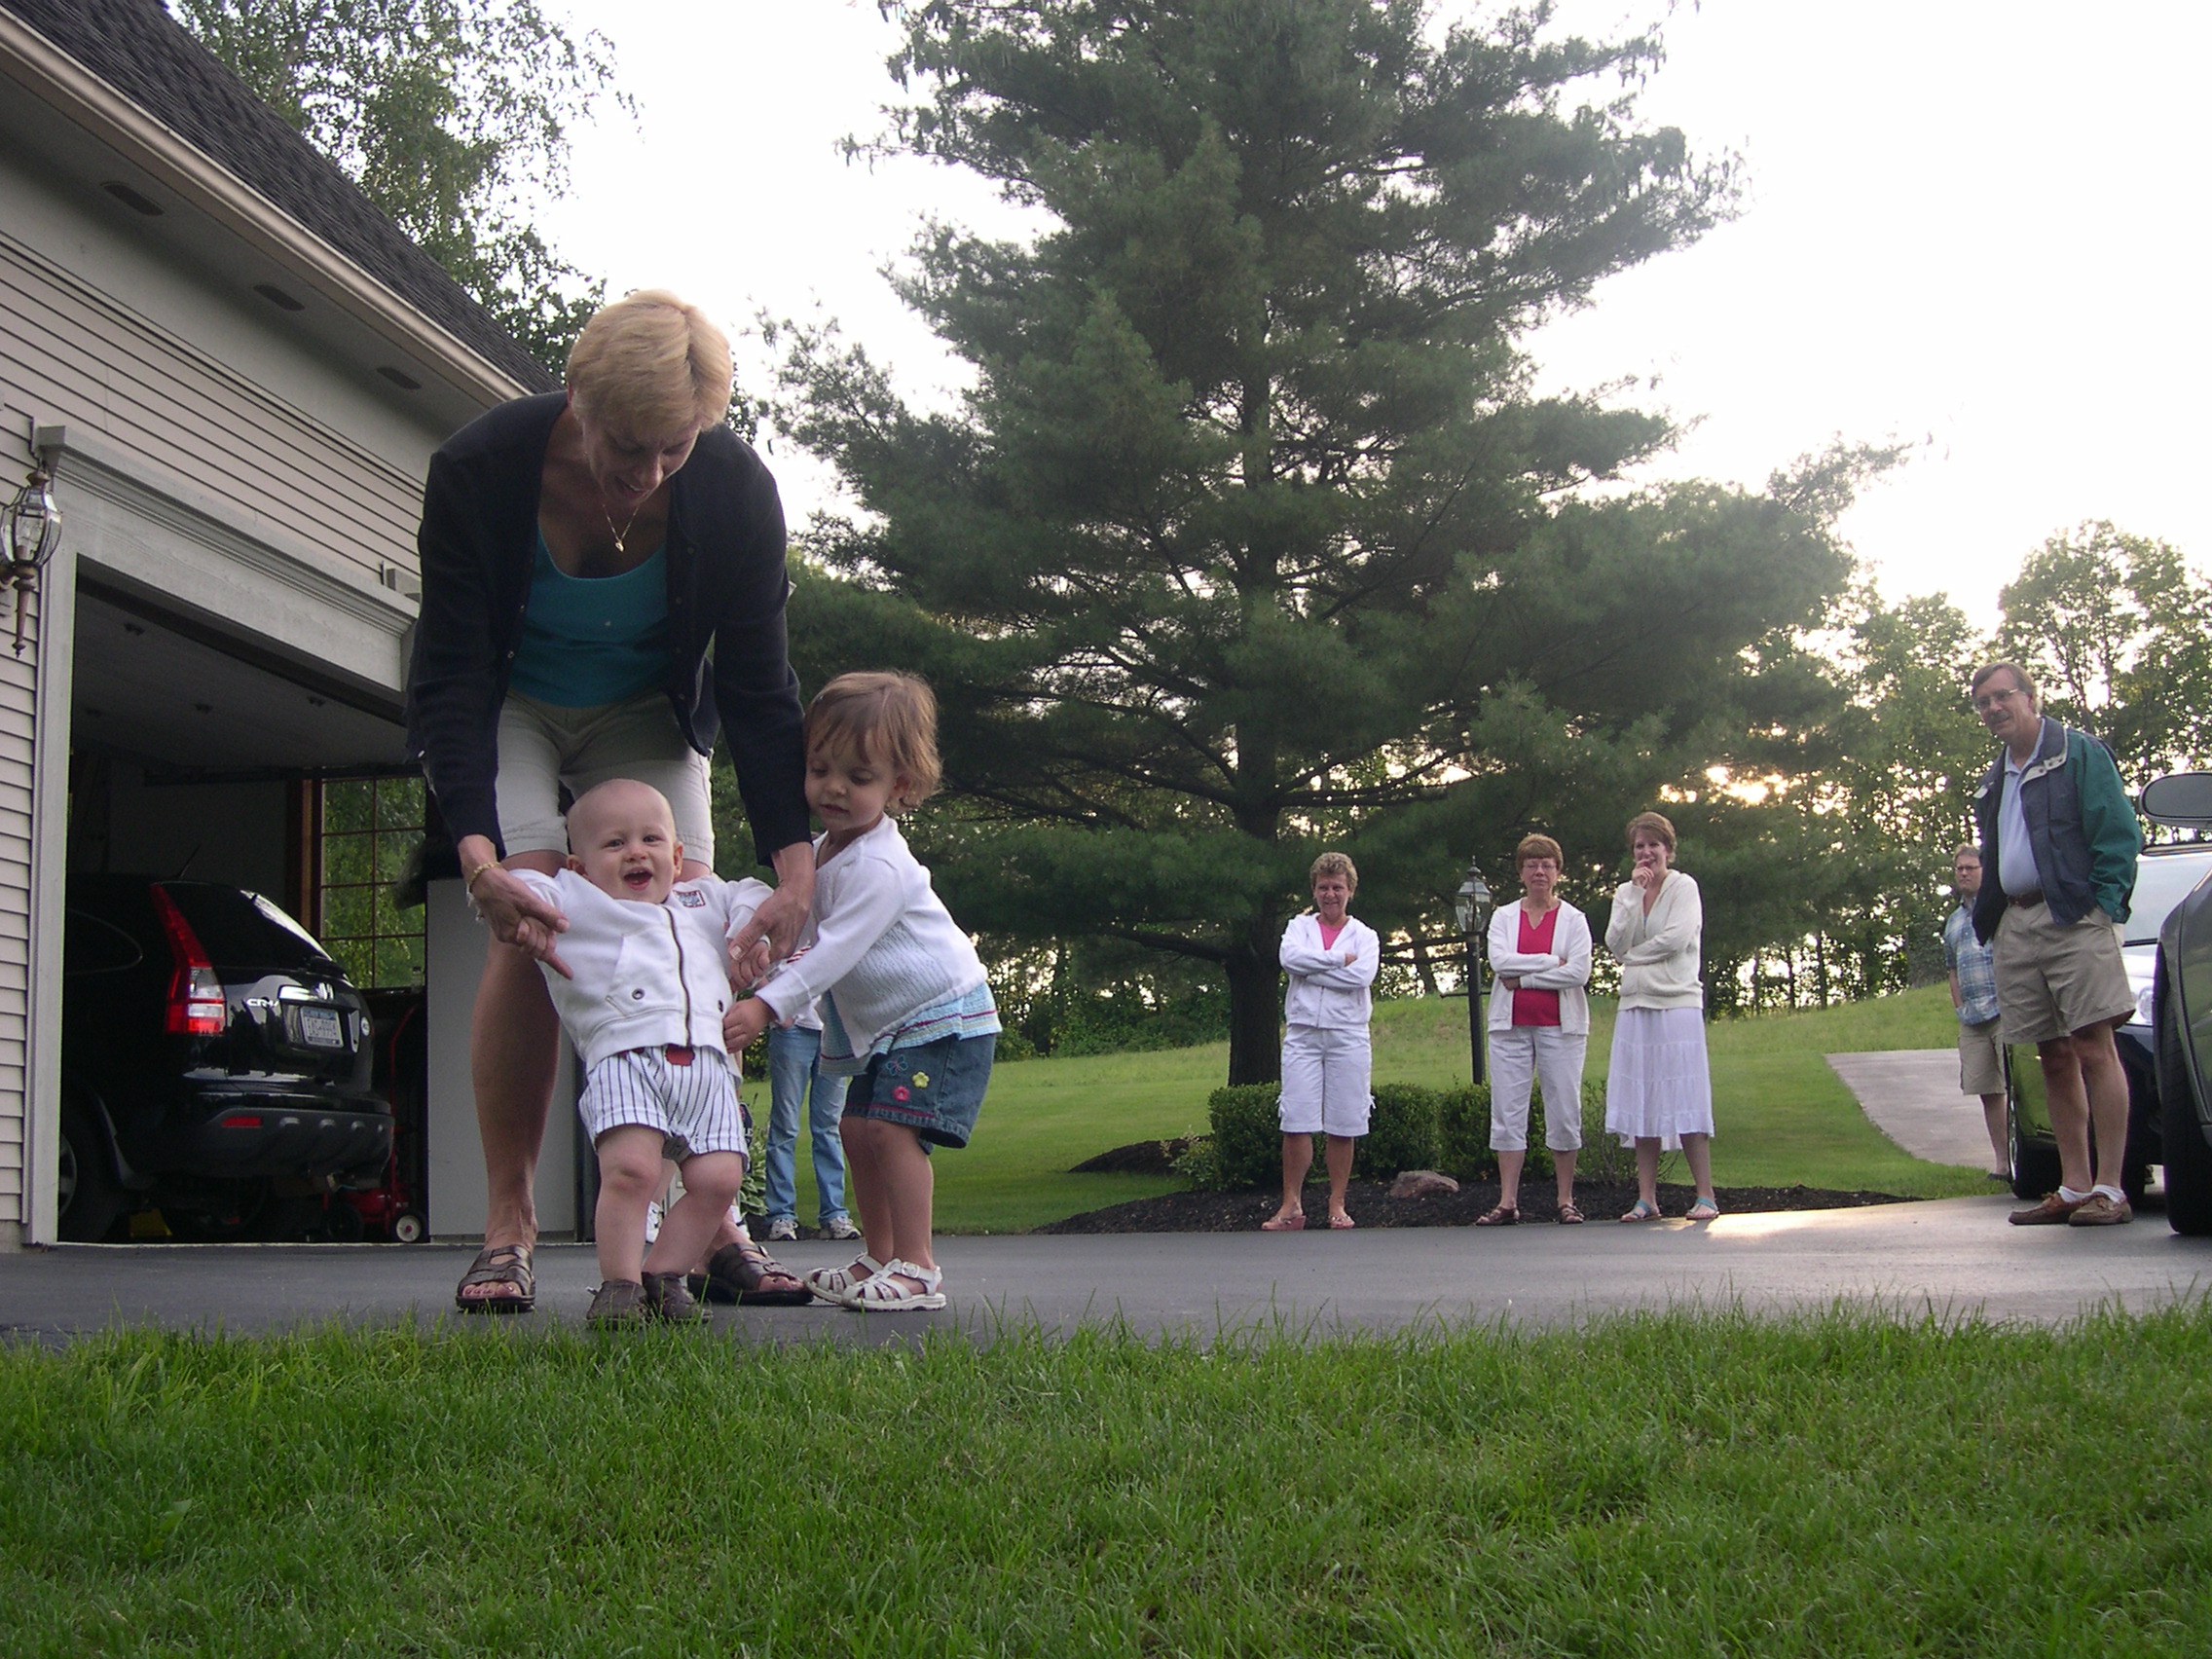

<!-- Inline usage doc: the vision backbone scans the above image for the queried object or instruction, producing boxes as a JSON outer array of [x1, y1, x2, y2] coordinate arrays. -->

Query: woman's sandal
[[1473, 1204, 1519, 1227], [455, 1242, 535, 1313], [1260, 1212, 1306, 1232], [842, 1259, 946, 1311], [1556, 1201, 1585, 1225], [1328, 1212, 1356, 1230], [694, 1238, 812, 1307], [1619, 1199, 1660, 1223], [1685, 1197, 1721, 1222], [803, 1254, 884, 1305]]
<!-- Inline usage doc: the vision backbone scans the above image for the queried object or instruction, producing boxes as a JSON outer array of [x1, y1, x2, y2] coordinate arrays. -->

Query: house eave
[[0, 5, 537, 410]]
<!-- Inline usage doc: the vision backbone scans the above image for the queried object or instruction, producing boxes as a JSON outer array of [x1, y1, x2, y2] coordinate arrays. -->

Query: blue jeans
[[762, 1025, 851, 1225]]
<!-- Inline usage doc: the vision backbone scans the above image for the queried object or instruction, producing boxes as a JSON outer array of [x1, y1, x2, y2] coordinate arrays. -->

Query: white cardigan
[[1280, 911, 1380, 1029], [512, 869, 768, 1069], [1605, 870, 1705, 1010], [1484, 897, 1593, 1034], [754, 816, 988, 1055]]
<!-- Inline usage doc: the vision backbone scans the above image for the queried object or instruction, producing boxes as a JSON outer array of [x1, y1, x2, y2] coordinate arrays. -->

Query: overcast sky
[[546, 0, 2211, 632]]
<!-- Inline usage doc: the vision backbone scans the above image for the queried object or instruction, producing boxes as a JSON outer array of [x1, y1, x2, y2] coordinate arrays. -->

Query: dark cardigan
[[403, 393, 811, 861]]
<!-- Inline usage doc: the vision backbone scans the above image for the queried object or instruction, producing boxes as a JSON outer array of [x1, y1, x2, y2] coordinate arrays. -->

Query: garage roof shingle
[[4, 0, 555, 391]]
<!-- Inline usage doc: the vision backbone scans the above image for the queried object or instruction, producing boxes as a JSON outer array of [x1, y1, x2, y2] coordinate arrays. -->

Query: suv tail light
[[150, 885, 227, 1036]]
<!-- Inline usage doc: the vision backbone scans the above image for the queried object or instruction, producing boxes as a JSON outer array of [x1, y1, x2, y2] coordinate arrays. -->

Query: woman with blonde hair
[[408, 289, 816, 1311], [1264, 852, 1380, 1231], [1603, 812, 1719, 1221]]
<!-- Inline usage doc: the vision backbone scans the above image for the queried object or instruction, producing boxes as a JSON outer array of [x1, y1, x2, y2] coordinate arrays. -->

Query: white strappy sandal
[[804, 1253, 882, 1305], [842, 1259, 946, 1311]]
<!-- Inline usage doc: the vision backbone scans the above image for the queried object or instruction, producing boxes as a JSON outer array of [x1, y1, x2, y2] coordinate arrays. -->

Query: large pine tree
[[779, 0, 1861, 1082]]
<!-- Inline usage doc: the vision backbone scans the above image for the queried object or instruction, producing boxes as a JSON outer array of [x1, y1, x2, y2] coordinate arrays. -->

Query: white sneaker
[[763, 1216, 798, 1242], [821, 1215, 863, 1241]]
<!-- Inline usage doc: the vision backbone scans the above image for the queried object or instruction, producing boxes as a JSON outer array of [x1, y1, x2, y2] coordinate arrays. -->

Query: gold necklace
[[602, 493, 645, 557]]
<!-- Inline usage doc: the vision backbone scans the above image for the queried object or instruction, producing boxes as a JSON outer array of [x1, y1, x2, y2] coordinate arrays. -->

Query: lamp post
[[1453, 857, 1493, 1086], [3, 457, 61, 657]]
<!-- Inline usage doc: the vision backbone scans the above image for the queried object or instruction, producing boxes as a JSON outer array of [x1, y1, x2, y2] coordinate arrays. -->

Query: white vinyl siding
[[0, 640, 31, 1214], [0, 231, 424, 589]]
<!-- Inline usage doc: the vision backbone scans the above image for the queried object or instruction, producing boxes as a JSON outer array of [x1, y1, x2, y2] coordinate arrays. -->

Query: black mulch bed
[[1043, 1140, 1915, 1234]]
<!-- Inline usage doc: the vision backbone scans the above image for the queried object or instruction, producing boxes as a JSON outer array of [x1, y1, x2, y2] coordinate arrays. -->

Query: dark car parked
[[2145, 774, 2212, 1235], [57, 876, 392, 1241], [2006, 838, 2212, 1205]]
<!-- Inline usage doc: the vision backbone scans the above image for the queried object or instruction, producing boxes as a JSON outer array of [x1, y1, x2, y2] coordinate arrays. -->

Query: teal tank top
[[507, 533, 670, 708]]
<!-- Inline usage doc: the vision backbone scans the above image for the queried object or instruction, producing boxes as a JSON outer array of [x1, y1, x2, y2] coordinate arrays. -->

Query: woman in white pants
[[1476, 833, 1593, 1226], [1604, 811, 1718, 1222], [1264, 852, 1380, 1232]]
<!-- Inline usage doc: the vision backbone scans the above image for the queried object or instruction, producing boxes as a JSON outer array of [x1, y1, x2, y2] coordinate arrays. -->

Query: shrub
[[1206, 1083, 1286, 1191], [1436, 1083, 1493, 1180], [1169, 1135, 1226, 1190], [1575, 1078, 1636, 1185], [1354, 1083, 1439, 1180]]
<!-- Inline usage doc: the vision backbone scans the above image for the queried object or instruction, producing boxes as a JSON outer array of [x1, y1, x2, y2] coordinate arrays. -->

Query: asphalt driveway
[[6, 1195, 2210, 1346]]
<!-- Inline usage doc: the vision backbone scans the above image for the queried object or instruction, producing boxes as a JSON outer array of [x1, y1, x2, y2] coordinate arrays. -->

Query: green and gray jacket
[[1971, 717, 2139, 942]]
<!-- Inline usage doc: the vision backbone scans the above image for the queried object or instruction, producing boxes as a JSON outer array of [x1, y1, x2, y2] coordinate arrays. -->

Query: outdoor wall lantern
[[3, 456, 60, 656], [1453, 857, 1493, 1086]]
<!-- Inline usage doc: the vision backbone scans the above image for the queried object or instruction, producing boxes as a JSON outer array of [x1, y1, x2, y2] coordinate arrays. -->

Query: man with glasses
[[1967, 662, 2140, 1225]]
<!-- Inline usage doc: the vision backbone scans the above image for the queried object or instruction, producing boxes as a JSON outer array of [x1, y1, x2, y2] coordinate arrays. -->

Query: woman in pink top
[[1477, 833, 1594, 1225]]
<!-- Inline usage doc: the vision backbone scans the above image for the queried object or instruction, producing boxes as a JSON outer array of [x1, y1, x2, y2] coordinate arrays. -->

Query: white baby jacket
[[511, 869, 771, 1069]]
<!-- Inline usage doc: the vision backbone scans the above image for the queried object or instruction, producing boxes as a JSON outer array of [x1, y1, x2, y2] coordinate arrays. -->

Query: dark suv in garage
[[57, 876, 392, 1240]]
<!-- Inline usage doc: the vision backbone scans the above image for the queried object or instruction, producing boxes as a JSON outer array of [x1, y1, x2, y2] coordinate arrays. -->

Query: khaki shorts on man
[[1957, 1015, 2004, 1096], [1993, 901, 2135, 1045]]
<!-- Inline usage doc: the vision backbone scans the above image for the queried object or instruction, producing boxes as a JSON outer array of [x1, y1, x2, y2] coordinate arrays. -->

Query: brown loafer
[[2009, 1192, 2087, 1226], [2067, 1192, 2133, 1227]]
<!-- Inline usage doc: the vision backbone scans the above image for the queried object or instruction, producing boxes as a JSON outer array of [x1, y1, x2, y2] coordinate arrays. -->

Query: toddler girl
[[726, 672, 998, 1310]]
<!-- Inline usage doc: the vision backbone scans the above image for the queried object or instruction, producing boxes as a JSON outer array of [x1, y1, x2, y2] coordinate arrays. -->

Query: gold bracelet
[[463, 859, 498, 897]]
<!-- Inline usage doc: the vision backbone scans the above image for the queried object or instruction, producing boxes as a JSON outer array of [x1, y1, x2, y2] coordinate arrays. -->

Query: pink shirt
[[1511, 905, 1563, 1027]]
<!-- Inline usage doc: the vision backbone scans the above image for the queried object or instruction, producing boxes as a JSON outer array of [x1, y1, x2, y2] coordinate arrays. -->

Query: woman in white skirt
[[1264, 852, 1379, 1232], [1604, 811, 1718, 1222]]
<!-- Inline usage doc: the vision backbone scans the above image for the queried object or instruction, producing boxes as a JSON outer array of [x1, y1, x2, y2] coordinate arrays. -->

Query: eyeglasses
[[1972, 687, 2023, 712]]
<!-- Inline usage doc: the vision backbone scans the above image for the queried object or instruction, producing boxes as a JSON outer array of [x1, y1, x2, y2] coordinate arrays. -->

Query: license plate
[[298, 1007, 345, 1050]]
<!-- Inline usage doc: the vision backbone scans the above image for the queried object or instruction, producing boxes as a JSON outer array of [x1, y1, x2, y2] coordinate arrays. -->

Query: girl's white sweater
[[1604, 870, 1705, 1010], [754, 816, 987, 1055]]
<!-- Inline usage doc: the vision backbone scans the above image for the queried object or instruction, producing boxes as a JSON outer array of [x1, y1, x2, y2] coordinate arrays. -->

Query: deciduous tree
[[171, 0, 626, 376], [1997, 521, 2212, 777]]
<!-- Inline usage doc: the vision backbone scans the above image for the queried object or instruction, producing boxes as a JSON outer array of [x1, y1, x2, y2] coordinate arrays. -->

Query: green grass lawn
[[766, 986, 1986, 1234], [9, 1309, 2212, 1656]]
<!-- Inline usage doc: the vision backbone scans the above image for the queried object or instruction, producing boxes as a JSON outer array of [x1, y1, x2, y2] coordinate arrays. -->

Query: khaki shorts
[[1992, 901, 2134, 1045], [1957, 1015, 2004, 1096], [496, 688, 715, 863]]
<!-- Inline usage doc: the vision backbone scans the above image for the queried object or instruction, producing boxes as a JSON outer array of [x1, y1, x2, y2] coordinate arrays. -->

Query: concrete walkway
[[5, 1197, 2210, 1346], [1828, 1048, 1997, 1169]]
